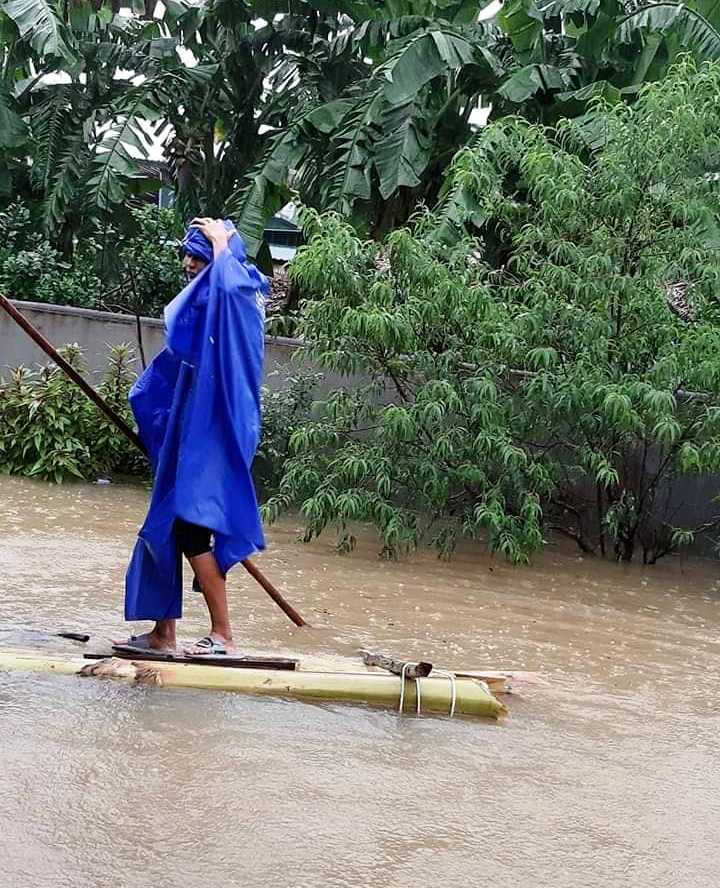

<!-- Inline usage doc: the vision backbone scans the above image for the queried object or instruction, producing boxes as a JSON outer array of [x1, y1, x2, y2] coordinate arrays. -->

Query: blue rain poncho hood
[[124, 222, 268, 622], [181, 225, 217, 265]]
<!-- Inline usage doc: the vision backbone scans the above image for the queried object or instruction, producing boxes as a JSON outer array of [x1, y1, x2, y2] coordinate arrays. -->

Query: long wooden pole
[[0, 293, 308, 628], [241, 558, 307, 628]]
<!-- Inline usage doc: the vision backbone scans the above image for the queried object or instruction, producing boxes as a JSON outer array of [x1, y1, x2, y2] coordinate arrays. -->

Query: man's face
[[182, 253, 208, 281]]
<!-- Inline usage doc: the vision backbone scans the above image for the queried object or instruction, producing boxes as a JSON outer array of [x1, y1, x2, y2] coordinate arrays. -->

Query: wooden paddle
[[0, 293, 308, 628]]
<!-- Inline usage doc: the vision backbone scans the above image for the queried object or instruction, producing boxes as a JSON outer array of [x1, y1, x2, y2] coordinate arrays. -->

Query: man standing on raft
[[115, 218, 268, 657]]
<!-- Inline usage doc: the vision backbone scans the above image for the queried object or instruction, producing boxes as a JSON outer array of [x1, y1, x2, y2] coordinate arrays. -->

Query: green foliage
[[0, 345, 316, 490], [0, 201, 181, 316], [0, 1, 218, 241], [100, 206, 183, 318], [7, 0, 720, 256], [230, 0, 720, 250], [267, 60, 720, 563], [94, 344, 148, 477], [0, 201, 100, 307], [0, 344, 143, 482], [254, 370, 324, 495]]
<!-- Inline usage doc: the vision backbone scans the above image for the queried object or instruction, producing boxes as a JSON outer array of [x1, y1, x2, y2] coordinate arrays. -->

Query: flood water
[[0, 475, 719, 888]]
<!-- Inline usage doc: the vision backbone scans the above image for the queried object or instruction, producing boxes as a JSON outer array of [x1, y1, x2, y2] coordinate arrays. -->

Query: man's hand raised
[[190, 217, 231, 258]]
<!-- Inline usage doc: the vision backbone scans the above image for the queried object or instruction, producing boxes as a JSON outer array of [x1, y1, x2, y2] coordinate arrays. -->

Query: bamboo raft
[[0, 649, 507, 720]]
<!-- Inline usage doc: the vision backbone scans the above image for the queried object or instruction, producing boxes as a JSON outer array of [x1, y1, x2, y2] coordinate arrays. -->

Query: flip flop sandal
[[112, 634, 176, 655], [184, 636, 230, 657]]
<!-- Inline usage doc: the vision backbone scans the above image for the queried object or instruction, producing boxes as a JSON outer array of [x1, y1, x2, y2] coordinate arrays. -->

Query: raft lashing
[[0, 649, 508, 720]]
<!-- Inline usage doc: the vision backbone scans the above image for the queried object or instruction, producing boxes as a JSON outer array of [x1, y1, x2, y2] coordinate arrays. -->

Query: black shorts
[[174, 519, 213, 558]]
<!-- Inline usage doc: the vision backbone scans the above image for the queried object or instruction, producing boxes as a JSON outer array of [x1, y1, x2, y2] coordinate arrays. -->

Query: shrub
[[0, 202, 100, 307], [264, 60, 720, 563], [0, 345, 97, 482], [94, 345, 148, 477], [0, 345, 145, 483], [0, 202, 181, 316], [0, 346, 317, 490], [100, 206, 184, 319], [255, 371, 323, 494]]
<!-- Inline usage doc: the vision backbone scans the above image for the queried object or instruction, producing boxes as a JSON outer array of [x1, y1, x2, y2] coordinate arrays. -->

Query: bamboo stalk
[[0, 651, 506, 719], [0, 294, 308, 627]]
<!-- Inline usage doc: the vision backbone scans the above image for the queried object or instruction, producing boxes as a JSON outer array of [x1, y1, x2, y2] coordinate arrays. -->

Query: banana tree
[[158, 0, 371, 233], [0, 0, 381, 261], [5, 0, 720, 263], [0, 0, 210, 247], [495, 0, 720, 122], [230, 6, 510, 254], [231, 0, 720, 253]]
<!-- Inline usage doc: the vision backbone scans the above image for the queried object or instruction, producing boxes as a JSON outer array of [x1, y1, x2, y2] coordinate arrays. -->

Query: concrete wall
[[0, 299, 306, 389]]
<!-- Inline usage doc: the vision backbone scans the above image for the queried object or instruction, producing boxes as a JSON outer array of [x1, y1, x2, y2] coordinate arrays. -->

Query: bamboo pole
[[0, 294, 308, 627]]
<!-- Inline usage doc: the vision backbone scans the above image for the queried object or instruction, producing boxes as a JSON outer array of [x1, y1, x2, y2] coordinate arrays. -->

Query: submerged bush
[[265, 60, 720, 563], [0, 346, 317, 490], [0, 344, 144, 482]]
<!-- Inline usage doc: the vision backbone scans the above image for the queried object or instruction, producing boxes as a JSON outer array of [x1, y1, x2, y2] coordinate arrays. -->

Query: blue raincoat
[[124, 222, 268, 621]]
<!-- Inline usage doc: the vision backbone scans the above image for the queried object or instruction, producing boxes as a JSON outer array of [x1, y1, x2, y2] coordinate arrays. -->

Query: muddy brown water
[[0, 475, 719, 888]]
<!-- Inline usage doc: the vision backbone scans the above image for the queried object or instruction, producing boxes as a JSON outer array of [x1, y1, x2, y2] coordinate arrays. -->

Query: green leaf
[[149, 37, 178, 59], [526, 347, 559, 370], [602, 391, 632, 422], [381, 30, 476, 106], [557, 80, 623, 105], [596, 462, 619, 488], [497, 0, 542, 57], [2, 0, 73, 60], [306, 100, 355, 135], [318, 95, 379, 212], [374, 100, 430, 199], [678, 442, 702, 472], [569, 108, 614, 151], [616, 4, 720, 61], [0, 94, 27, 148], [653, 416, 682, 446], [575, 9, 620, 62], [671, 527, 695, 547], [229, 129, 302, 259], [499, 64, 569, 103]]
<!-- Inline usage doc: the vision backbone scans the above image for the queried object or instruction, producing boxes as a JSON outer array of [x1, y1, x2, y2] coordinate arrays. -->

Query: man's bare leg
[[145, 619, 177, 649], [114, 618, 176, 651], [186, 551, 235, 651]]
